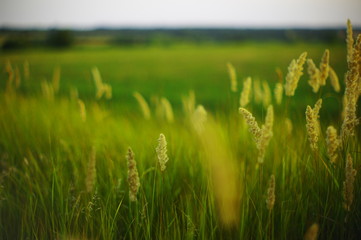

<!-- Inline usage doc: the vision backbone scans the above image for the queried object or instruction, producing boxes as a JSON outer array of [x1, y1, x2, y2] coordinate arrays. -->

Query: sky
[[1, 0, 361, 29]]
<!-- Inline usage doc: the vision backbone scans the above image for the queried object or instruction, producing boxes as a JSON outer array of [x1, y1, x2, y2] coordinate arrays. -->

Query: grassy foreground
[[0, 39, 360, 239]]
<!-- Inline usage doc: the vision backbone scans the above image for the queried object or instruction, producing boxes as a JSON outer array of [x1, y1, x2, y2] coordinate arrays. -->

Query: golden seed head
[[133, 91, 151, 120], [192, 105, 208, 134], [274, 83, 283, 105], [328, 66, 340, 92], [285, 52, 307, 96], [304, 223, 319, 240], [305, 99, 322, 151], [156, 133, 169, 172], [307, 59, 320, 93], [227, 62, 238, 92], [240, 77, 252, 107], [319, 49, 330, 86], [127, 147, 140, 202], [326, 126, 339, 164], [343, 154, 357, 211], [266, 174, 275, 211]]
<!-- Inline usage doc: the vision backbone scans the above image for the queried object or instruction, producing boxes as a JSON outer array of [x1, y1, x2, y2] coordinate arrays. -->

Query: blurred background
[[1, 0, 361, 115]]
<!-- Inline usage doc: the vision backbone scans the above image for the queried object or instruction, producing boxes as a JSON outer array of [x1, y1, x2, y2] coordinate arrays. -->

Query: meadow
[[0, 28, 360, 239]]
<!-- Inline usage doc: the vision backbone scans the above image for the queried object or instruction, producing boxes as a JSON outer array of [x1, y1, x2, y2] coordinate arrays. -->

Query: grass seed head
[[343, 154, 357, 211], [156, 133, 169, 172], [326, 126, 339, 164], [133, 91, 151, 120], [266, 174, 275, 211], [240, 77, 252, 107], [227, 62, 238, 92], [127, 147, 140, 202], [319, 49, 330, 86], [285, 52, 307, 96], [307, 59, 320, 93], [328, 66, 340, 92], [304, 223, 319, 240], [274, 82, 283, 105]]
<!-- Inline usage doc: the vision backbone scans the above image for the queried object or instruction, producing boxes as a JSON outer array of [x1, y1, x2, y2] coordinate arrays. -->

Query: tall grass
[[0, 23, 360, 239]]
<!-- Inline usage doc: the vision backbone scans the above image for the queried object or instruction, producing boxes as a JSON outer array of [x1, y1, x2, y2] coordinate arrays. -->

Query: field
[[0, 37, 360, 239]]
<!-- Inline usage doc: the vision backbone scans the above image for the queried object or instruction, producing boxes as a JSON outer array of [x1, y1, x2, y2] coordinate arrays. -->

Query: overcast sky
[[1, 0, 360, 28]]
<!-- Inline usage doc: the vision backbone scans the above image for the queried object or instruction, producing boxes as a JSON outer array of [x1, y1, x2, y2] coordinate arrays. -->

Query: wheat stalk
[[127, 147, 140, 202]]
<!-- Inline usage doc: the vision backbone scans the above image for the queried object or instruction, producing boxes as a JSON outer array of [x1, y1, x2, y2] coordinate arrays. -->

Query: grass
[[0, 41, 360, 239]]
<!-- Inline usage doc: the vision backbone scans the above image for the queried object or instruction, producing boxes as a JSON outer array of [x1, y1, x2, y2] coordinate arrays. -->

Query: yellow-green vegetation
[[0, 22, 360, 239]]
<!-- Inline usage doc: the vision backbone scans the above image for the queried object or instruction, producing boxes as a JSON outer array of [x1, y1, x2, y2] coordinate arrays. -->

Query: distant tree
[[47, 29, 73, 48], [1, 37, 28, 51]]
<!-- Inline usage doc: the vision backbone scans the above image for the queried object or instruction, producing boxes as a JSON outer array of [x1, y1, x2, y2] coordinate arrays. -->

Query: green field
[[0, 40, 360, 239]]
